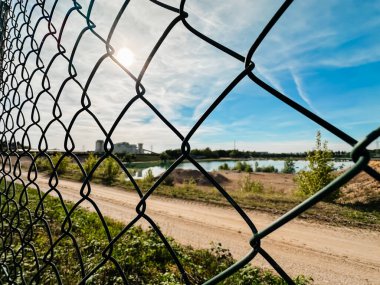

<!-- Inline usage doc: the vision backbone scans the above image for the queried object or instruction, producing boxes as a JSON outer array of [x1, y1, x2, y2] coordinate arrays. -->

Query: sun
[[116, 47, 135, 67]]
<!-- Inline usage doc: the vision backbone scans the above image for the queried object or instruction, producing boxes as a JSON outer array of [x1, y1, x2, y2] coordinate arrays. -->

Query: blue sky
[[185, 0, 380, 152], [17, 0, 380, 152]]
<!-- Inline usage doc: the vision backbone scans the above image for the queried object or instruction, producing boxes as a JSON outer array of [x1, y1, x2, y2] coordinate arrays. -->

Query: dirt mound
[[338, 161, 380, 207], [166, 169, 229, 186]]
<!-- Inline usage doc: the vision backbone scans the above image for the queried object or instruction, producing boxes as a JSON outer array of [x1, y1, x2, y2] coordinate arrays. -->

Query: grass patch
[[0, 182, 311, 284], [238, 175, 264, 193]]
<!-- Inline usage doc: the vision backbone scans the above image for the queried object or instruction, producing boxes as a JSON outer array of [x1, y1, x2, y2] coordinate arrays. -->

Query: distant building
[[138, 143, 143, 154], [114, 142, 137, 154], [95, 140, 104, 153], [95, 140, 143, 154]]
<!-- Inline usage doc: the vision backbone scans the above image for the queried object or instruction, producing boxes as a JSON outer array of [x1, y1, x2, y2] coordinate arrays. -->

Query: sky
[[8, 0, 380, 153]]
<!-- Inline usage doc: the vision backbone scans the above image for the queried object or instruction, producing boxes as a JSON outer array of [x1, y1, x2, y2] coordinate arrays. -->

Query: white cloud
[[7, 1, 287, 153], [246, 0, 380, 80], [289, 69, 320, 115], [254, 65, 284, 94]]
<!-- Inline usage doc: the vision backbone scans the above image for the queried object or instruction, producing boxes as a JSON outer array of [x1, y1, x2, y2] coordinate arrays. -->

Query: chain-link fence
[[0, 0, 379, 284]]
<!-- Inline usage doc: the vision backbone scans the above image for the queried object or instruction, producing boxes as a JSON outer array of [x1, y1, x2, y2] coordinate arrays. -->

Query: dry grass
[[338, 161, 380, 208]]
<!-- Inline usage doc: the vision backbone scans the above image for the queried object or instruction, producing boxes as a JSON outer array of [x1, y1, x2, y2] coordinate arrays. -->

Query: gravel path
[[30, 176, 379, 285]]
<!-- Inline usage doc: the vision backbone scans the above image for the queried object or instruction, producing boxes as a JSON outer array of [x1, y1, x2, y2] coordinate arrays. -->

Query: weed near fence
[[0, 182, 311, 284]]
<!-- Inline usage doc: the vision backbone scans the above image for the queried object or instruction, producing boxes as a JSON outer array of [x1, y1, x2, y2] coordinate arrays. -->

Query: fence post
[[0, 1, 9, 92]]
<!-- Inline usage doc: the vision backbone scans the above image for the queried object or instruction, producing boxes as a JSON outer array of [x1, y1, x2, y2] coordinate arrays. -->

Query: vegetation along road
[[29, 175, 379, 285]]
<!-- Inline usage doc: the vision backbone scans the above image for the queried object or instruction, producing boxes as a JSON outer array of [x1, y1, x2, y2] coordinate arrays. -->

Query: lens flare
[[116, 47, 135, 67]]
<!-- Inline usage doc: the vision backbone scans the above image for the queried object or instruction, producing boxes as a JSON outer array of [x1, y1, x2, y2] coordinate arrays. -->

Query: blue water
[[129, 159, 354, 179]]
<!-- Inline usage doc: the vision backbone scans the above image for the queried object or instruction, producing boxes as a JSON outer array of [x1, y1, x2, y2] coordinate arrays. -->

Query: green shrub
[[117, 172, 128, 185], [159, 152, 169, 162], [239, 175, 264, 193], [33, 154, 72, 175], [282, 158, 295, 174], [34, 156, 49, 171], [82, 153, 98, 179], [244, 163, 253, 173], [99, 157, 121, 185], [255, 162, 278, 173], [295, 131, 337, 198], [184, 177, 197, 191], [218, 163, 230, 170], [2, 183, 311, 285], [233, 161, 253, 172], [234, 161, 244, 171], [51, 154, 72, 175], [143, 168, 155, 184]]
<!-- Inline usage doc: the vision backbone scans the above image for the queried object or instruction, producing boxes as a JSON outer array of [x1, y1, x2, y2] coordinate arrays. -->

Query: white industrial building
[[95, 140, 143, 154]]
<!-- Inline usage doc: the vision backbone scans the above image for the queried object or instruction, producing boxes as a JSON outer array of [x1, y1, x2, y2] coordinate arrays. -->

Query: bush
[[33, 154, 72, 175], [254, 162, 278, 173], [295, 131, 337, 198], [99, 157, 121, 185], [218, 163, 230, 170], [117, 172, 128, 185], [239, 175, 264, 193], [184, 177, 197, 191], [143, 168, 155, 184], [233, 161, 253, 172], [4, 184, 311, 285], [34, 156, 49, 171], [244, 163, 253, 173], [82, 153, 98, 179], [282, 158, 295, 174], [51, 154, 72, 175], [159, 152, 169, 162]]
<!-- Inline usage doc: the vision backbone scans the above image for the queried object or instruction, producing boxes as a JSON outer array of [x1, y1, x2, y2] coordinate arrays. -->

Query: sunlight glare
[[116, 47, 135, 67]]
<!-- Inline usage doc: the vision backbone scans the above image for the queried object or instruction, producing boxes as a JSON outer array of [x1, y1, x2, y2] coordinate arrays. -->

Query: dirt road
[[31, 176, 379, 285]]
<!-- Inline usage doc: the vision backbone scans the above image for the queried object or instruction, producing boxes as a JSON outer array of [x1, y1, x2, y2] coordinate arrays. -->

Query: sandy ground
[[167, 168, 296, 194], [213, 170, 296, 193], [338, 161, 380, 205], [24, 175, 379, 285]]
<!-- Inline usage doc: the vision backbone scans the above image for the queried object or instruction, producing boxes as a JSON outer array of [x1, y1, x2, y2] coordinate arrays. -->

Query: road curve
[[30, 176, 379, 285]]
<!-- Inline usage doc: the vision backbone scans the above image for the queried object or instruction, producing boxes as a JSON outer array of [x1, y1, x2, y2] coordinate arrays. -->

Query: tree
[[282, 158, 295, 174], [50, 154, 72, 175], [99, 157, 121, 185], [229, 150, 240, 158], [295, 131, 336, 198], [159, 152, 169, 162], [82, 153, 98, 180]]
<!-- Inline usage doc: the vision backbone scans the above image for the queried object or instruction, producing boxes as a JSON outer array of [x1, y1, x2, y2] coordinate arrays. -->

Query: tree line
[[160, 147, 351, 160]]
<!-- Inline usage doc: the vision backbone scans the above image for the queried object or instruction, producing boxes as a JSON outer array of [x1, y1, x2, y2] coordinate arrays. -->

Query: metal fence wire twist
[[0, 0, 379, 284]]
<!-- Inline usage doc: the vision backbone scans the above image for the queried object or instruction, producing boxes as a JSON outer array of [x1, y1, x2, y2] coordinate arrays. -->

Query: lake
[[128, 159, 354, 179]]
